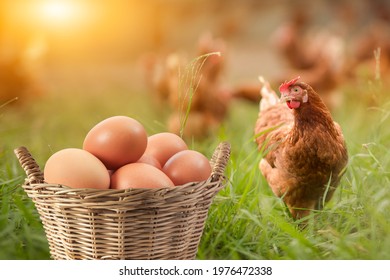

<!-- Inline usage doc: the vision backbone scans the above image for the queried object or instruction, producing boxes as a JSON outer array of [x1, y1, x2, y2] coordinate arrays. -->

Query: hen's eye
[[293, 87, 299, 92]]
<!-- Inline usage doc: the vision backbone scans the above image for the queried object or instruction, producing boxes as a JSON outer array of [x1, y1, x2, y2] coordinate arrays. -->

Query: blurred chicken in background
[[271, 7, 347, 111], [168, 32, 232, 139], [144, 32, 261, 139], [346, 0, 390, 85], [271, 0, 390, 110]]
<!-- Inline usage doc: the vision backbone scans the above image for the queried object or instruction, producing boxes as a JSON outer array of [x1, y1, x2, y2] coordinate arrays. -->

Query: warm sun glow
[[35, 0, 88, 28], [41, 1, 75, 21]]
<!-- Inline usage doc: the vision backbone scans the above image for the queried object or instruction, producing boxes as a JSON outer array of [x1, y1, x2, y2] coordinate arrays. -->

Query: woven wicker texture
[[14, 142, 230, 260]]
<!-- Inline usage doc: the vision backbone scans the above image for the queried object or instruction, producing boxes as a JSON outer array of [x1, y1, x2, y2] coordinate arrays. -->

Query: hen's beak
[[279, 93, 308, 103], [279, 94, 292, 103]]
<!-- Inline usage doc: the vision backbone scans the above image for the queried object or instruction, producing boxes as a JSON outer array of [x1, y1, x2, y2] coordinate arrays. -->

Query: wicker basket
[[14, 142, 230, 260]]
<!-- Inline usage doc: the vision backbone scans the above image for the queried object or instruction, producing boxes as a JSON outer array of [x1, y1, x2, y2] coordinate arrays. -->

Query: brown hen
[[255, 77, 348, 220]]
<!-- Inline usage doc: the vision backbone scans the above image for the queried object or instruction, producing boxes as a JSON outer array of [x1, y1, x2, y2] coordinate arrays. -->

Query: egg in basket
[[14, 116, 230, 260]]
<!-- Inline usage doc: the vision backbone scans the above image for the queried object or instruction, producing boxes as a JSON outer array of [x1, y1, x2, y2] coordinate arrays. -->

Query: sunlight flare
[[41, 1, 75, 21], [36, 0, 86, 27]]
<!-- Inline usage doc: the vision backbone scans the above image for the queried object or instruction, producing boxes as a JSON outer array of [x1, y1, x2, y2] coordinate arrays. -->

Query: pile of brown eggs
[[43, 116, 212, 190]]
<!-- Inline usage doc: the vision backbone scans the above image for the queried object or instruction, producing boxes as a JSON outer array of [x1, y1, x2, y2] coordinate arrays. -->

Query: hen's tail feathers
[[258, 76, 279, 111]]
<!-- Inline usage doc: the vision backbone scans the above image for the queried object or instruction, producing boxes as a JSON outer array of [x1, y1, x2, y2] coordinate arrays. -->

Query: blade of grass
[[176, 52, 221, 138]]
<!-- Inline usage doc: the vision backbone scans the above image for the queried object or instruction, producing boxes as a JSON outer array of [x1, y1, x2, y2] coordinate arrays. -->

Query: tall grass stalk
[[374, 47, 381, 82], [177, 52, 220, 138]]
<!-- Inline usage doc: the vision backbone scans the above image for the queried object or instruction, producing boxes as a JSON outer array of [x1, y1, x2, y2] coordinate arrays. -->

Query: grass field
[[1, 74, 390, 260]]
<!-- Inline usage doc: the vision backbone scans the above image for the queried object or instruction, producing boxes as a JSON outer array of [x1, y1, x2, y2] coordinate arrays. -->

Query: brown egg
[[44, 148, 110, 189], [162, 150, 212, 186], [143, 132, 188, 166], [110, 163, 174, 189], [83, 116, 147, 170], [136, 154, 162, 169]]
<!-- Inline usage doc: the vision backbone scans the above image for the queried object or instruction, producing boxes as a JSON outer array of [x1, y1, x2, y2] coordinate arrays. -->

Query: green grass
[[1, 77, 390, 260]]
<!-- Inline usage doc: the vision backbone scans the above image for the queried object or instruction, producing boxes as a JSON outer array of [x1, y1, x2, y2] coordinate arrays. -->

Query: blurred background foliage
[[0, 0, 387, 104]]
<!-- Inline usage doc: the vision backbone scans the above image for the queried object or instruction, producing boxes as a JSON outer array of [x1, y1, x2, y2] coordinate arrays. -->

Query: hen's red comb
[[279, 76, 301, 93]]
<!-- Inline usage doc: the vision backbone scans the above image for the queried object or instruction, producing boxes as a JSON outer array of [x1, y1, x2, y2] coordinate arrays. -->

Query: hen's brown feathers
[[255, 78, 348, 220]]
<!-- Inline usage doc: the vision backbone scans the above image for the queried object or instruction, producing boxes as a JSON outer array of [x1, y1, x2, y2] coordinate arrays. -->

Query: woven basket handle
[[14, 146, 45, 184], [210, 141, 231, 182]]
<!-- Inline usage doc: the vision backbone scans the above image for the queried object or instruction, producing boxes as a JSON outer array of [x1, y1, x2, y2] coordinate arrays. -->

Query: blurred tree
[[0, 1, 44, 106]]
